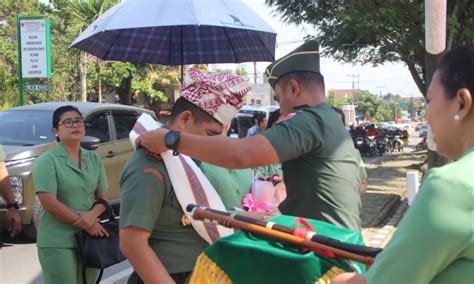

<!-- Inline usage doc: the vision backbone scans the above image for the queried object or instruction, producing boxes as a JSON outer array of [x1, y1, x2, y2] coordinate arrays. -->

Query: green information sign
[[17, 14, 52, 105]]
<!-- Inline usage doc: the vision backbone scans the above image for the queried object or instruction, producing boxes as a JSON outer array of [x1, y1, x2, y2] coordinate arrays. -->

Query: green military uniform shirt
[[366, 148, 474, 284], [119, 148, 208, 279], [262, 103, 362, 232], [0, 144, 5, 161], [198, 162, 252, 210], [33, 143, 108, 248]]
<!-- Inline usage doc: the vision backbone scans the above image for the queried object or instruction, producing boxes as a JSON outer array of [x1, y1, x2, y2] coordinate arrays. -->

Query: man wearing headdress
[[138, 40, 362, 233], [119, 68, 251, 284]]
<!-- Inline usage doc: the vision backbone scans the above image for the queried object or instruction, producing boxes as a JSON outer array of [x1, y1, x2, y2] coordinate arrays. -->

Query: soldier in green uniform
[[119, 70, 251, 284], [139, 40, 362, 232]]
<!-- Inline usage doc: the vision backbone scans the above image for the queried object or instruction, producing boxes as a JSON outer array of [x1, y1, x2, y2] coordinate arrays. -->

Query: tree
[[265, 0, 473, 97], [327, 90, 336, 106], [235, 66, 249, 82], [63, 0, 119, 102]]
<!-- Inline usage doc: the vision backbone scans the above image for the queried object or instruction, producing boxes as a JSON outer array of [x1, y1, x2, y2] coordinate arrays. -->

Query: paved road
[[0, 233, 132, 284]]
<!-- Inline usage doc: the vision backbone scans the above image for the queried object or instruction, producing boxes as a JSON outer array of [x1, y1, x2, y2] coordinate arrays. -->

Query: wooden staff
[[197, 206, 381, 258], [187, 204, 376, 266]]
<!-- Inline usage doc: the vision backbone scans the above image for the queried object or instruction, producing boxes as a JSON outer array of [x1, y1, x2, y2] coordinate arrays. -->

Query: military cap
[[265, 40, 320, 89]]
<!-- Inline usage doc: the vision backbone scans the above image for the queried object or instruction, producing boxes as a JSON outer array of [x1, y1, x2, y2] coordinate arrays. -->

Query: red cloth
[[180, 68, 251, 126]]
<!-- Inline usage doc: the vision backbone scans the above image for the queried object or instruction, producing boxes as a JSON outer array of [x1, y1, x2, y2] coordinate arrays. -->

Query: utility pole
[[376, 86, 384, 97], [253, 62, 257, 84], [347, 74, 359, 105], [425, 0, 447, 169]]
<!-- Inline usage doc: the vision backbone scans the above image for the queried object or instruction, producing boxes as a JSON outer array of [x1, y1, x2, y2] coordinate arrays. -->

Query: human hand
[[85, 222, 110, 238], [237, 210, 273, 221], [6, 208, 22, 238], [137, 129, 169, 154], [73, 211, 98, 230]]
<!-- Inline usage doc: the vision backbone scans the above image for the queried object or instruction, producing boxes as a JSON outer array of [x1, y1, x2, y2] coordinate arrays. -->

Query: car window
[[0, 110, 55, 145], [112, 112, 139, 140], [85, 112, 111, 143]]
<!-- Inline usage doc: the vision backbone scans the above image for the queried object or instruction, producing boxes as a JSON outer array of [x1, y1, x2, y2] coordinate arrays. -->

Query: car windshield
[[0, 110, 55, 146]]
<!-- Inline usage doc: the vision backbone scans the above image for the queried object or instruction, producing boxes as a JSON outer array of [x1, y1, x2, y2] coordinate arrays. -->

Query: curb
[[368, 200, 408, 248], [361, 193, 401, 228]]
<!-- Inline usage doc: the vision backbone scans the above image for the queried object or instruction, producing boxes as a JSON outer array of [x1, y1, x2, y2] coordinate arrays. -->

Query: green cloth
[[0, 144, 4, 161], [201, 215, 365, 284], [119, 148, 208, 278], [198, 162, 251, 210], [262, 103, 362, 232], [33, 143, 108, 248], [38, 247, 99, 284], [265, 40, 320, 89], [366, 148, 474, 284]]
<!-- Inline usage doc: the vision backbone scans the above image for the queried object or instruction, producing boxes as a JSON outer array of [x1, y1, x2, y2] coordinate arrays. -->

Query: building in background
[[244, 83, 275, 105]]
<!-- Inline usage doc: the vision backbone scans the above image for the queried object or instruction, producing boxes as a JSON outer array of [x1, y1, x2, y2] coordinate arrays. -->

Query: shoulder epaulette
[[145, 150, 162, 161]]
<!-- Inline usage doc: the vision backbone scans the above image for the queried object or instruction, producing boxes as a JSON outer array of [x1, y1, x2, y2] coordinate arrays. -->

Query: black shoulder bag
[[76, 201, 126, 284]]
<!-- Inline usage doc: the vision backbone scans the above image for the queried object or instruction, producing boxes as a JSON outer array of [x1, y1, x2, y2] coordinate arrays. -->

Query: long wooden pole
[[189, 205, 375, 266]]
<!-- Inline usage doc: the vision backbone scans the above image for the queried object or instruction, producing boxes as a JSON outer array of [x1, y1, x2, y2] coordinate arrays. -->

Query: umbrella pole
[[180, 26, 184, 83]]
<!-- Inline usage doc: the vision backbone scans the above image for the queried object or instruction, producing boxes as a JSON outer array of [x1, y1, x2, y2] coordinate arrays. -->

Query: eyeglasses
[[59, 118, 84, 128]]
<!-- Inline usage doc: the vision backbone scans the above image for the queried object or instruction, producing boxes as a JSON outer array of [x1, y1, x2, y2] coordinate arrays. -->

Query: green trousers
[[38, 247, 99, 284]]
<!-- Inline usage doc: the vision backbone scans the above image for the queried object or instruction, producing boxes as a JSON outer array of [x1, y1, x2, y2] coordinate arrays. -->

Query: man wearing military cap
[[138, 40, 362, 233]]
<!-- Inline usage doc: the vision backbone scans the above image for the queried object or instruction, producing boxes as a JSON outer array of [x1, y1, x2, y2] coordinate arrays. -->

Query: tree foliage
[[265, 0, 474, 96], [0, 0, 176, 109], [328, 90, 404, 123]]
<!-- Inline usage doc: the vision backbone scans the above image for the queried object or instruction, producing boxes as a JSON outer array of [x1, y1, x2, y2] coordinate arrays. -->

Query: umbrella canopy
[[71, 0, 277, 65]]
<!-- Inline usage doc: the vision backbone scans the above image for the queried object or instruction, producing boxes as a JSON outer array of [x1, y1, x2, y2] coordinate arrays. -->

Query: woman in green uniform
[[332, 44, 474, 284], [33, 105, 109, 284]]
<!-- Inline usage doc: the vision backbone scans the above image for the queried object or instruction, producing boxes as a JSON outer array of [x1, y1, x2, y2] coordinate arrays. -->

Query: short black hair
[[331, 106, 345, 126], [52, 105, 83, 142], [276, 71, 325, 92], [267, 109, 280, 129], [169, 97, 219, 125], [437, 44, 474, 107], [254, 114, 266, 125]]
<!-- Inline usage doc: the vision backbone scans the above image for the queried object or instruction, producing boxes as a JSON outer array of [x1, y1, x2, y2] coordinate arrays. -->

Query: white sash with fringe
[[129, 113, 233, 244]]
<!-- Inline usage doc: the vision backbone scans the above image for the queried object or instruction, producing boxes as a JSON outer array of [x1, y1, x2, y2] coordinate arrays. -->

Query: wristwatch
[[6, 202, 20, 210], [164, 130, 181, 156]]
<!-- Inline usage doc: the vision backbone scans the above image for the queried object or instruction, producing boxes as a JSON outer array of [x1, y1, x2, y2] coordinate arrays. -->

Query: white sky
[[233, 0, 423, 97]]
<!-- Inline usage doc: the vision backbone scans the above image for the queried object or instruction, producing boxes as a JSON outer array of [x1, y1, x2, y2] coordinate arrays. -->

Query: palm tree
[[67, 0, 118, 102]]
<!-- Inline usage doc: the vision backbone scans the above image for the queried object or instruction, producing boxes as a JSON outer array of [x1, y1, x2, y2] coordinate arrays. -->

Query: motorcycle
[[366, 136, 378, 157], [375, 136, 387, 156], [391, 134, 404, 152], [354, 136, 367, 155], [415, 137, 427, 151]]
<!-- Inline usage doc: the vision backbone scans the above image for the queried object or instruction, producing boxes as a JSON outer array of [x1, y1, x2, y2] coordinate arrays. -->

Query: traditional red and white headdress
[[180, 68, 251, 127]]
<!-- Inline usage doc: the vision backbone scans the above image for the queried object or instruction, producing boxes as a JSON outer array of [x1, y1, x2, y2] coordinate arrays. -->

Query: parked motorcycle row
[[349, 125, 409, 157]]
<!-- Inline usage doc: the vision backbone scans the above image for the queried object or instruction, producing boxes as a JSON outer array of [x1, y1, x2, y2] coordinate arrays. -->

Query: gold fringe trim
[[314, 266, 345, 284], [189, 253, 233, 284]]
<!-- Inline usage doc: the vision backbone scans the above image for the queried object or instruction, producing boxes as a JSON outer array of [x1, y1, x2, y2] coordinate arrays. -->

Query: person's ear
[[51, 127, 58, 137], [455, 88, 472, 121], [288, 79, 300, 97], [177, 111, 193, 130]]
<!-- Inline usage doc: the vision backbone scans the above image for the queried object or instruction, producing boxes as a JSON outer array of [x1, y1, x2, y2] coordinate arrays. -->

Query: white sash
[[129, 113, 233, 244]]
